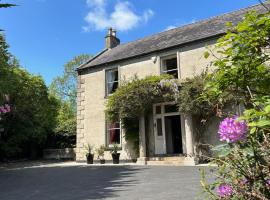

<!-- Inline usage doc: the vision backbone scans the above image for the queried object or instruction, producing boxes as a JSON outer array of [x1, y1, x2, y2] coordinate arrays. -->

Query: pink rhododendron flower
[[217, 184, 233, 198], [218, 116, 247, 143], [0, 104, 11, 114], [266, 179, 270, 187]]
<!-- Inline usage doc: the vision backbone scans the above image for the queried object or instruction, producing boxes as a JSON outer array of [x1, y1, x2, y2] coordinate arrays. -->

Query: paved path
[[0, 162, 212, 200]]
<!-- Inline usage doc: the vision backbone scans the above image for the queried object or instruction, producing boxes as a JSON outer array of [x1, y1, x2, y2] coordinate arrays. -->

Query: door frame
[[153, 102, 184, 155]]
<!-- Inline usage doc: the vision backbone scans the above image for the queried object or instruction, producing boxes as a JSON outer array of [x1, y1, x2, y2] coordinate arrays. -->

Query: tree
[[0, 34, 58, 159], [0, 0, 16, 8], [0, 1, 16, 31], [201, 8, 270, 200], [50, 54, 91, 109]]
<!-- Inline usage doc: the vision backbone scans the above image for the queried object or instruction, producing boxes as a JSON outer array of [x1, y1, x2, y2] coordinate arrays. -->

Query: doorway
[[153, 103, 183, 155], [165, 115, 182, 154]]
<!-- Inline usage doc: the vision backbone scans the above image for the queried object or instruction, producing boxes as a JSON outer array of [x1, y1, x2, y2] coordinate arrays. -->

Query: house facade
[[76, 4, 266, 164]]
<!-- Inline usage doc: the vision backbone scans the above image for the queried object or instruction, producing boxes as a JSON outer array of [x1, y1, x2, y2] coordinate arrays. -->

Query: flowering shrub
[[217, 184, 233, 198], [0, 104, 10, 114], [218, 116, 247, 143]]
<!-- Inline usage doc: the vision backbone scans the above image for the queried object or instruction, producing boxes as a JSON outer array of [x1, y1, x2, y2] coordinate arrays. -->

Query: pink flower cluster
[[267, 179, 270, 187], [217, 183, 233, 198], [218, 116, 248, 143], [0, 104, 11, 114]]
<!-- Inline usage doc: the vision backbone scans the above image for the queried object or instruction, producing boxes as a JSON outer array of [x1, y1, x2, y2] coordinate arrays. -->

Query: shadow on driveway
[[0, 165, 145, 200]]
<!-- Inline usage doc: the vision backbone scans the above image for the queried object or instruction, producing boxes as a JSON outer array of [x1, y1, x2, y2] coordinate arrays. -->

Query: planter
[[100, 159, 105, 164], [86, 154, 94, 164], [111, 153, 120, 164]]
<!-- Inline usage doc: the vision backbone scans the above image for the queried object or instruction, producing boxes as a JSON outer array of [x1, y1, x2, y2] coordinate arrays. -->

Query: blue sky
[[0, 0, 262, 85]]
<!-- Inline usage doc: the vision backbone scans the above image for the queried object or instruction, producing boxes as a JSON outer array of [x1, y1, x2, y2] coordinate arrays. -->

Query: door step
[[146, 156, 195, 166]]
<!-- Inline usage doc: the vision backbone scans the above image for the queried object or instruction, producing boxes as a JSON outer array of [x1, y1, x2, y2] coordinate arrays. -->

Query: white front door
[[153, 103, 181, 155], [154, 117, 166, 154]]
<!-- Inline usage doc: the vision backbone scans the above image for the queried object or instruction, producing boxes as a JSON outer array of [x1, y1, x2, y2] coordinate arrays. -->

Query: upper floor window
[[161, 55, 178, 79], [106, 68, 119, 96]]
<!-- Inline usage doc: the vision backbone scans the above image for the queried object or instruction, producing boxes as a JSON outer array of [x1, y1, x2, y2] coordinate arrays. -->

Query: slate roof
[[78, 3, 269, 70]]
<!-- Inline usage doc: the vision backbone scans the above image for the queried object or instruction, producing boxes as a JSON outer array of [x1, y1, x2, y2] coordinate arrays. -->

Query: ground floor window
[[106, 121, 121, 147]]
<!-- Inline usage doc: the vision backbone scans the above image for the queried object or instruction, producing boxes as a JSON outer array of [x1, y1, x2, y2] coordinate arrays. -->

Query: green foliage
[[49, 54, 91, 138], [96, 145, 105, 159], [201, 9, 270, 200], [203, 11, 270, 108], [50, 54, 91, 109], [84, 144, 94, 155], [110, 143, 119, 154], [53, 101, 76, 136], [0, 0, 16, 8], [105, 74, 175, 122], [0, 34, 58, 159], [105, 75, 179, 155], [122, 118, 139, 157], [178, 73, 213, 117]]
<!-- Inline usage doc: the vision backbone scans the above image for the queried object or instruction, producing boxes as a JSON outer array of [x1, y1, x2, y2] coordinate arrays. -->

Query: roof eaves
[[82, 33, 224, 70], [77, 48, 108, 71]]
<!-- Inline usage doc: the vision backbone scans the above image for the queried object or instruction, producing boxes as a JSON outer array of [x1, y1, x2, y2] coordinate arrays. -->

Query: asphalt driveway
[[0, 162, 212, 200]]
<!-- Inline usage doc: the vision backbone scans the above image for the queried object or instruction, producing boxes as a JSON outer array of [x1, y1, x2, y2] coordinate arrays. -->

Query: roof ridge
[[78, 2, 269, 70], [113, 2, 268, 48]]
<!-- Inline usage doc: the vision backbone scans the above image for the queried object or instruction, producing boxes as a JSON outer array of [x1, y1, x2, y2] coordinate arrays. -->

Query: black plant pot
[[86, 154, 94, 164], [100, 159, 105, 164], [111, 153, 120, 164]]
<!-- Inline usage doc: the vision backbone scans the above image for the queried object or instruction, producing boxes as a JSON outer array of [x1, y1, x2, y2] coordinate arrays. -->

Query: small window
[[156, 118, 163, 136], [106, 69, 119, 96], [161, 56, 178, 78], [164, 104, 178, 113], [106, 121, 121, 146], [155, 105, 161, 114]]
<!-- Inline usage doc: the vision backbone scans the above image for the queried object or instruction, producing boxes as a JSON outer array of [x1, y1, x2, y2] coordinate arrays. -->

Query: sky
[[0, 0, 263, 85]]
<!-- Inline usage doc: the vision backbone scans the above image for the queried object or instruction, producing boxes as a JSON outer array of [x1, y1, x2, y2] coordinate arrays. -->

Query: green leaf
[[256, 120, 270, 127], [264, 105, 270, 113], [204, 51, 210, 59], [212, 144, 232, 157]]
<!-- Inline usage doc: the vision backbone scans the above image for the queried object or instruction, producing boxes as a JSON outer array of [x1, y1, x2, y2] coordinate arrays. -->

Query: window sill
[[105, 146, 122, 151]]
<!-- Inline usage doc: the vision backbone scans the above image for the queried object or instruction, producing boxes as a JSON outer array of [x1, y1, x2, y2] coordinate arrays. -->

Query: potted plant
[[110, 143, 120, 164], [96, 145, 106, 164], [85, 144, 94, 164]]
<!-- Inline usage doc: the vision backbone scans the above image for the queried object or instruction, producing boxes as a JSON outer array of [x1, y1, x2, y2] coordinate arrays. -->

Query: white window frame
[[105, 121, 122, 148], [160, 54, 180, 79]]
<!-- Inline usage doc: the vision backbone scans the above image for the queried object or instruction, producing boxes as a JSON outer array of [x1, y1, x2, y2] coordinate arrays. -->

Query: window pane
[[165, 104, 178, 113], [166, 70, 178, 79], [109, 128, 120, 144], [162, 57, 178, 78], [155, 105, 161, 114], [109, 122, 120, 129], [107, 82, 119, 94], [156, 118, 163, 136], [107, 70, 118, 83], [164, 57, 177, 71], [106, 69, 119, 95]]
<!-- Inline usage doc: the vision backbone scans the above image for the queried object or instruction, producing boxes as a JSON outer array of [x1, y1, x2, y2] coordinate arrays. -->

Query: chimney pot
[[105, 27, 120, 49]]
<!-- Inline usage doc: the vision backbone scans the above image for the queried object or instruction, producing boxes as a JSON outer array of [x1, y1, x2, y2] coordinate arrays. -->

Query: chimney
[[105, 27, 120, 49]]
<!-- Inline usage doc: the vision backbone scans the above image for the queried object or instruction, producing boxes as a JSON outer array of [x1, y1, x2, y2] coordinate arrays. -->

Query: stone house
[[76, 4, 266, 165]]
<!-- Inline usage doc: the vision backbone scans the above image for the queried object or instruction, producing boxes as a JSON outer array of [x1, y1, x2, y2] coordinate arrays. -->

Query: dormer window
[[106, 68, 119, 96], [161, 55, 178, 79]]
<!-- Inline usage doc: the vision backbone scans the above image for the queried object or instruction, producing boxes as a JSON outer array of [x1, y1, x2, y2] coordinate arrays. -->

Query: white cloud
[[83, 0, 154, 32], [164, 25, 177, 31], [164, 19, 197, 31]]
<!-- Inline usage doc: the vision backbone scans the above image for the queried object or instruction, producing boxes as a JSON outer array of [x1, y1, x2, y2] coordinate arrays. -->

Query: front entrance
[[153, 103, 183, 155]]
